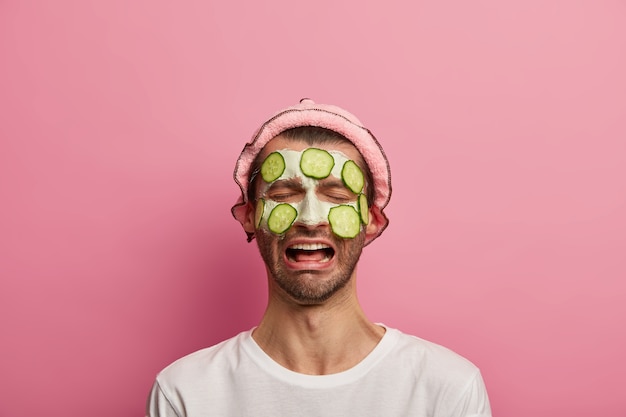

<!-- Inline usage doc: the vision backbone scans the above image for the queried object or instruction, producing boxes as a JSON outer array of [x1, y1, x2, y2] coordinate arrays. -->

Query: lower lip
[[283, 254, 336, 271]]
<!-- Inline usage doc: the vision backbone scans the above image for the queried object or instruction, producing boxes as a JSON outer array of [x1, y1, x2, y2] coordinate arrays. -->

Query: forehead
[[260, 133, 366, 169]]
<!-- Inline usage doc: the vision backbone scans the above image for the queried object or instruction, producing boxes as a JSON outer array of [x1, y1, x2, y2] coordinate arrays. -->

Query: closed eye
[[269, 192, 299, 201], [322, 191, 356, 203], [265, 180, 304, 202], [318, 180, 356, 203]]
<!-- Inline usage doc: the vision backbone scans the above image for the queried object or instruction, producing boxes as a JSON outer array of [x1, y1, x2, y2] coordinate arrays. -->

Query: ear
[[364, 205, 387, 244], [241, 201, 257, 235]]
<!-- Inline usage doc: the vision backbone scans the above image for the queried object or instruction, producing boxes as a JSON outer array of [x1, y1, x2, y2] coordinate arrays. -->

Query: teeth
[[289, 243, 330, 251]]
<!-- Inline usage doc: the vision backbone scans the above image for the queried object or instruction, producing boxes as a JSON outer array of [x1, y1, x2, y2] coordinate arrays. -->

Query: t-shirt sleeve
[[146, 380, 182, 417], [448, 370, 492, 417]]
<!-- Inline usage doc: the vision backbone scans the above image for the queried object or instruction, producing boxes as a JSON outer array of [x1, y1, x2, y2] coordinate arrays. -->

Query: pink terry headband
[[231, 98, 392, 242]]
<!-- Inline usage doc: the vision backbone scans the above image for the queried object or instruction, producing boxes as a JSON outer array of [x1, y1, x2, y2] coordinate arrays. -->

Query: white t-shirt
[[147, 327, 491, 417]]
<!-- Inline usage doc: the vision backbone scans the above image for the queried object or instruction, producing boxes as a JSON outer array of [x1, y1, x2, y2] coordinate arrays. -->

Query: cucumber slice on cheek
[[267, 204, 298, 234], [358, 194, 369, 225], [255, 199, 265, 228], [328, 205, 361, 239]]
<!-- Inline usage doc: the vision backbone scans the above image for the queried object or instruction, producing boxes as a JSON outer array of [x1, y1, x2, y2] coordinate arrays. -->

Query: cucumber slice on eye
[[341, 160, 364, 194], [261, 152, 285, 182], [328, 205, 361, 239], [358, 194, 369, 225], [300, 148, 335, 179], [255, 199, 265, 228], [267, 204, 297, 234]]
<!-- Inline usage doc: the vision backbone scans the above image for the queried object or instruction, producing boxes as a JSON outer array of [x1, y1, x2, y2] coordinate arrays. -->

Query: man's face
[[249, 134, 371, 305]]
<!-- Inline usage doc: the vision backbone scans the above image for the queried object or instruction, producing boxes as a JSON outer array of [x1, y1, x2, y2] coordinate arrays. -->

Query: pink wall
[[1, 1, 625, 416]]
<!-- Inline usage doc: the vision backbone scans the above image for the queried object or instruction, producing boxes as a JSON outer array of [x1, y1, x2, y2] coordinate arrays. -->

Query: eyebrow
[[317, 178, 348, 189], [267, 178, 303, 191]]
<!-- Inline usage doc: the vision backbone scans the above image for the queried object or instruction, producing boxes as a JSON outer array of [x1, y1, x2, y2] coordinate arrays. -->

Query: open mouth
[[286, 243, 335, 264]]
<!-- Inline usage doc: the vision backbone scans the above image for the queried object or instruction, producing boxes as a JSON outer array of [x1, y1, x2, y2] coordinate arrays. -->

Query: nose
[[295, 189, 328, 226]]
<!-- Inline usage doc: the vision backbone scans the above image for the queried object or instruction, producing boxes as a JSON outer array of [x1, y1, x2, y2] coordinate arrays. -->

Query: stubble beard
[[255, 228, 366, 304]]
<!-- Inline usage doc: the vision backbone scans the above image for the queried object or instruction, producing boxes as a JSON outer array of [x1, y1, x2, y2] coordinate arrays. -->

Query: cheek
[[256, 197, 362, 238]]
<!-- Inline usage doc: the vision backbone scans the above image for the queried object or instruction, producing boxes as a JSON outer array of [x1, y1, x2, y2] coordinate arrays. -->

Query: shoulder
[[387, 327, 481, 382], [156, 330, 250, 387], [384, 328, 491, 414], [147, 331, 253, 416]]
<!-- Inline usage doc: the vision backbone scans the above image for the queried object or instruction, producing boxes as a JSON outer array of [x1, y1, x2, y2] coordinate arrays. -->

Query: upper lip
[[285, 237, 336, 252]]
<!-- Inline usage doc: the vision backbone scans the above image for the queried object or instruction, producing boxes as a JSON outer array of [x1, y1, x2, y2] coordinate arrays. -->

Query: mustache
[[287, 227, 334, 240], [256, 225, 334, 240]]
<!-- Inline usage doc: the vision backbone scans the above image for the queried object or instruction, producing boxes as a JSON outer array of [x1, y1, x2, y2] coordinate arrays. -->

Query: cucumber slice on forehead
[[300, 148, 335, 179], [341, 160, 364, 194], [261, 152, 285, 182], [328, 205, 361, 239], [267, 204, 297, 234], [358, 194, 369, 225]]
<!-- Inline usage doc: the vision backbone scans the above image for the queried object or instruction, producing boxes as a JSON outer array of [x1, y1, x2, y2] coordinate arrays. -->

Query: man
[[147, 99, 492, 417]]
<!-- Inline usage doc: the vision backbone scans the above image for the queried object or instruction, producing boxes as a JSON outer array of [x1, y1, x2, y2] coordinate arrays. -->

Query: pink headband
[[232, 99, 392, 242]]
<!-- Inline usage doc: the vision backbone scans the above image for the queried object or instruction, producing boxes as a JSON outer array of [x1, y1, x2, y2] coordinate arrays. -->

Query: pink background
[[1, 1, 625, 416]]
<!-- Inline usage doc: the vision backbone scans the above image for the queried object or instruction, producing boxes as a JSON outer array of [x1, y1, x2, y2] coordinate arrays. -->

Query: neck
[[252, 278, 385, 375]]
